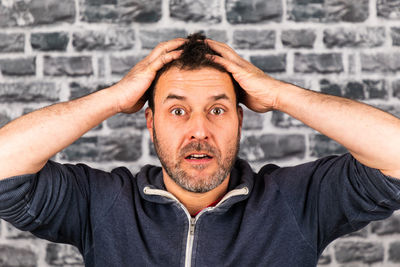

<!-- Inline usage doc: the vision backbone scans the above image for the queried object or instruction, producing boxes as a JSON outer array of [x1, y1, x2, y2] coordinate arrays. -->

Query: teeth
[[188, 154, 210, 159]]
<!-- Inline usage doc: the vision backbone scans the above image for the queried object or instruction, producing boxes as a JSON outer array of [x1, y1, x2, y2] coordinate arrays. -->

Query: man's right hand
[[111, 38, 185, 114]]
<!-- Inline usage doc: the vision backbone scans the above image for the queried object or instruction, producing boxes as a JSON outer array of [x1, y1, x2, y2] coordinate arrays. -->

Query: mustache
[[179, 142, 218, 157]]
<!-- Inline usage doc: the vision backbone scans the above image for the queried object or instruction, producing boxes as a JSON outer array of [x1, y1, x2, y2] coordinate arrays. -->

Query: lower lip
[[184, 157, 213, 164]]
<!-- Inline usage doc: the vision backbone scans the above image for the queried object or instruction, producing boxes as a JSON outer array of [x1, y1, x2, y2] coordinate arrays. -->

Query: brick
[[309, 134, 347, 158], [334, 241, 384, 264], [371, 214, 400, 235], [0, 245, 37, 267], [44, 56, 93, 77], [377, 105, 400, 118], [281, 29, 316, 48], [0, 33, 25, 52], [73, 29, 135, 51], [170, 0, 221, 23], [233, 30, 275, 49], [5, 222, 37, 239], [361, 53, 400, 73], [271, 111, 305, 128], [239, 134, 305, 162], [205, 30, 228, 43], [323, 27, 385, 48], [391, 27, 400, 46], [111, 55, 145, 75], [60, 133, 142, 162], [0, 112, 10, 128], [318, 252, 331, 265], [80, 0, 161, 23], [107, 110, 147, 130], [389, 241, 400, 262], [0, 82, 59, 103], [226, 0, 282, 24], [0, 57, 36, 76], [0, 0, 75, 27], [242, 108, 264, 130], [320, 79, 387, 100], [393, 80, 400, 99], [31, 32, 69, 51], [139, 29, 187, 49], [288, 0, 369, 22], [294, 53, 343, 74], [250, 54, 286, 73], [344, 227, 369, 238], [69, 82, 111, 100], [46, 243, 84, 266], [377, 0, 400, 19]]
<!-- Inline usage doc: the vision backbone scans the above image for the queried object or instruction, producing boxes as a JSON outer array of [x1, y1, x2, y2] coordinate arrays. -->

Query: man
[[0, 33, 400, 266]]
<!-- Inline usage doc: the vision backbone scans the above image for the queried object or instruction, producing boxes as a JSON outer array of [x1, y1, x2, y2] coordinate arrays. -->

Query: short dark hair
[[146, 32, 242, 111]]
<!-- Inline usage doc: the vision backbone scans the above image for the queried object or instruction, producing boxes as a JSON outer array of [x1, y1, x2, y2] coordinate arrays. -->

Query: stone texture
[[361, 53, 400, 72], [371, 214, 400, 235], [288, 0, 369, 22], [309, 134, 347, 158], [393, 80, 400, 99], [0, 245, 37, 267], [334, 241, 384, 263], [239, 134, 305, 162], [281, 29, 316, 48], [73, 29, 135, 51], [320, 79, 387, 100], [45, 243, 84, 266], [31, 32, 69, 51], [170, 0, 221, 23], [389, 241, 400, 262], [0, 33, 25, 52], [5, 222, 37, 239], [242, 108, 264, 130], [60, 133, 142, 162], [377, 0, 400, 19], [80, 0, 162, 23], [0, 112, 10, 128], [139, 29, 187, 49], [111, 55, 145, 75], [294, 53, 343, 74], [271, 111, 305, 128], [0, 82, 59, 102], [323, 27, 385, 48], [0, 57, 36, 76], [318, 252, 332, 265], [44, 56, 93, 76], [391, 27, 400, 46], [250, 54, 286, 73], [226, 0, 282, 24], [206, 30, 228, 43], [107, 110, 147, 130], [0, 0, 75, 27], [233, 30, 275, 49]]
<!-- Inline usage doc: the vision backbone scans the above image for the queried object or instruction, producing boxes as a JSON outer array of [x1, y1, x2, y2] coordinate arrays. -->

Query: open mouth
[[185, 153, 213, 160]]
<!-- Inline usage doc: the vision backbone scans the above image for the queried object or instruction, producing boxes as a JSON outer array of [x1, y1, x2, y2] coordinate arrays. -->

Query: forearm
[[0, 87, 120, 179], [275, 83, 400, 178]]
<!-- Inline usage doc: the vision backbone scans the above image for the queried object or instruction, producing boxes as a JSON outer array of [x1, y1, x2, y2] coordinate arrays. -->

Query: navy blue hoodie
[[1, 153, 400, 266]]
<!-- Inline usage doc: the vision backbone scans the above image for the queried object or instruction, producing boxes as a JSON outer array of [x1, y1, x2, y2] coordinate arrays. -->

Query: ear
[[145, 107, 154, 143]]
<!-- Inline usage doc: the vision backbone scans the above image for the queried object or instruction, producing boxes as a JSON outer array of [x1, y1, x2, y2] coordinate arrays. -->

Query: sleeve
[[273, 153, 400, 255], [0, 160, 122, 253]]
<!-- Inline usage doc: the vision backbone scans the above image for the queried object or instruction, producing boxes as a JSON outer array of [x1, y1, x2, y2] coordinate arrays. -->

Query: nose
[[187, 113, 210, 141]]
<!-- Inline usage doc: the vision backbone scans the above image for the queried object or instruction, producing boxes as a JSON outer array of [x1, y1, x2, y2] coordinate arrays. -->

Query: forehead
[[154, 67, 236, 104]]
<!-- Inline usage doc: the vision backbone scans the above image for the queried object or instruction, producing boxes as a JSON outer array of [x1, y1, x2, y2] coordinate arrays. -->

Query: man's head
[[145, 33, 243, 194]]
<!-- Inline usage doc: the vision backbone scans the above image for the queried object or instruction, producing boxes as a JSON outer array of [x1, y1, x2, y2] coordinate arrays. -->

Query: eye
[[171, 108, 186, 116], [210, 107, 225, 116]]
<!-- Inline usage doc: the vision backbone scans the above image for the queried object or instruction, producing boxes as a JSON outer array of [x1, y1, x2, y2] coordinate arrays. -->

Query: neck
[[163, 171, 230, 216]]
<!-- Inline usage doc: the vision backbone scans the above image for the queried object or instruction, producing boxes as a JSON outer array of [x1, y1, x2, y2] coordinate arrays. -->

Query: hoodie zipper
[[143, 187, 249, 267]]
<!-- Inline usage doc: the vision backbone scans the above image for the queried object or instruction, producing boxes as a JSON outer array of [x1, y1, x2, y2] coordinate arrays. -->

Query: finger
[[147, 38, 186, 62], [206, 54, 243, 75], [148, 50, 183, 72], [206, 39, 240, 62]]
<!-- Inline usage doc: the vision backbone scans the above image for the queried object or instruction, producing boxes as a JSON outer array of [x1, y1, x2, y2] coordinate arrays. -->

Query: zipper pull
[[190, 218, 196, 235]]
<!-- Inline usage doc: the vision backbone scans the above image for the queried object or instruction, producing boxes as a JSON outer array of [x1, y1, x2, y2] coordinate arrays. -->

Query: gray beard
[[152, 126, 240, 193]]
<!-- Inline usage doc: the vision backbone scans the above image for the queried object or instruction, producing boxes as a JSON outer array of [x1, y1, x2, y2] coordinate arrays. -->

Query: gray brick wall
[[1, 0, 400, 266]]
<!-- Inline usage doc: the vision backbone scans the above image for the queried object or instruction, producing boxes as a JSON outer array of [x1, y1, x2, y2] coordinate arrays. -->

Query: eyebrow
[[163, 93, 231, 103]]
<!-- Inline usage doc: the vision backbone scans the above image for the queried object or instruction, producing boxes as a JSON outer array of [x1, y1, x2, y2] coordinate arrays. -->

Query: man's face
[[145, 67, 243, 193]]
